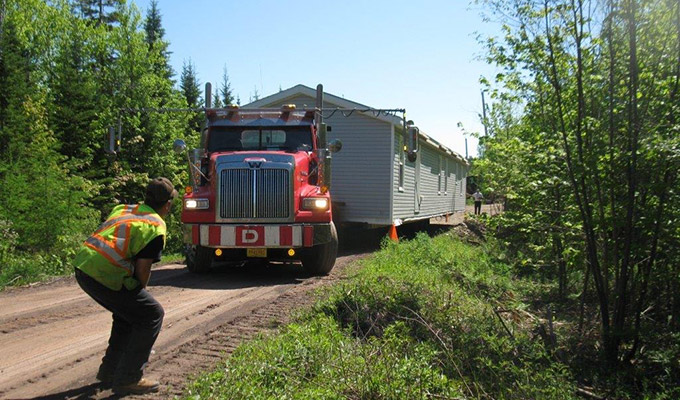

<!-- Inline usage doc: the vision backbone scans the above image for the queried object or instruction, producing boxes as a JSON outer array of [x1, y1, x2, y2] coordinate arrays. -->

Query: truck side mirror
[[173, 139, 187, 154], [328, 139, 342, 153], [405, 126, 419, 162], [408, 126, 419, 152]]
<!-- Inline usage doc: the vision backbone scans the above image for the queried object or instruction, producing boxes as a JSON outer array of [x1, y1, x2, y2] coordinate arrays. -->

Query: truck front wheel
[[301, 222, 338, 276], [185, 245, 213, 273]]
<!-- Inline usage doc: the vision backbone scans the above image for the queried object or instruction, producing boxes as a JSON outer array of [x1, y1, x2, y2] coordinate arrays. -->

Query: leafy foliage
[[473, 0, 680, 393], [187, 233, 576, 399], [0, 0, 200, 288]]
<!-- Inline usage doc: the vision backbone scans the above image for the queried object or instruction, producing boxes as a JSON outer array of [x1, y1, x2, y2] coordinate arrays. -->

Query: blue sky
[[133, 0, 500, 157]]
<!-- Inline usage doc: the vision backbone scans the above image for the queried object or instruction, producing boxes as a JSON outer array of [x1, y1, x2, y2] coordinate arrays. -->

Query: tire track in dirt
[[0, 250, 371, 399], [139, 256, 361, 400]]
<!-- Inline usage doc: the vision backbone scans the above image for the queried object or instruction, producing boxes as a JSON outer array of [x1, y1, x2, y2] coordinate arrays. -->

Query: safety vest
[[74, 204, 166, 291]]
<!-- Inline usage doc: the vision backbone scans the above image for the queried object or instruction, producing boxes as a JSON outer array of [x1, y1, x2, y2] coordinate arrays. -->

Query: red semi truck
[[173, 84, 382, 275]]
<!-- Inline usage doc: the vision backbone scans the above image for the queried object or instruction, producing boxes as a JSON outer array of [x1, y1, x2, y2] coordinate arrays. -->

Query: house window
[[444, 160, 448, 195], [438, 156, 442, 195], [398, 133, 405, 191]]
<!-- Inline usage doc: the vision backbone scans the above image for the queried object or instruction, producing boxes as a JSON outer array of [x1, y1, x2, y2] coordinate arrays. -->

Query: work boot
[[95, 365, 116, 384], [112, 378, 160, 395]]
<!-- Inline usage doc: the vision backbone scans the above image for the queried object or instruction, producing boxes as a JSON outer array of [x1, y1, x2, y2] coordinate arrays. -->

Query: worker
[[73, 177, 177, 395], [472, 188, 484, 215]]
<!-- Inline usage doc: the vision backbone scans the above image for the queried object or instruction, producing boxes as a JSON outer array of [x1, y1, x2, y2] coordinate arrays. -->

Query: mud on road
[[0, 231, 385, 400]]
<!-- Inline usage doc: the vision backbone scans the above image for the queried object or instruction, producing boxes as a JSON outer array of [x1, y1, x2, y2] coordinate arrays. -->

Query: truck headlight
[[302, 197, 329, 211], [185, 198, 209, 210]]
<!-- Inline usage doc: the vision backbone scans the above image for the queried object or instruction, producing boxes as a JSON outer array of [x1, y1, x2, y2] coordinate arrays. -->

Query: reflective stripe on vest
[[84, 235, 134, 273], [85, 206, 164, 275], [95, 212, 163, 236]]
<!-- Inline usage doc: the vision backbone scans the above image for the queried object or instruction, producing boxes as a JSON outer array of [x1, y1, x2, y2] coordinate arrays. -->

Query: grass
[[0, 248, 185, 291], [185, 232, 576, 399], [160, 252, 184, 265], [0, 248, 78, 290]]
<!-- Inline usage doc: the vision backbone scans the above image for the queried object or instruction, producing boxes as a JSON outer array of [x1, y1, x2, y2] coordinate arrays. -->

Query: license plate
[[247, 248, 267, 258]]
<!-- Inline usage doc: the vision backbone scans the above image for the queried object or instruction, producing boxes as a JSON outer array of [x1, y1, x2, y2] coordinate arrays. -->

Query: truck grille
[[219, 168, 290, 219]]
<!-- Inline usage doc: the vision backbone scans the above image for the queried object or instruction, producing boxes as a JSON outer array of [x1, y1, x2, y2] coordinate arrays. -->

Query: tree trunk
[[578, 261, 590, 335], [612, 0, 641, 361], [626, 169, 671, 361]]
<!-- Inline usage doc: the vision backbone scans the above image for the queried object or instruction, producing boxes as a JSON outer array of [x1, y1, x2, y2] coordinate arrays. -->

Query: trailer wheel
[[301, 222, 338, 276], [185, 245, 212, 273]]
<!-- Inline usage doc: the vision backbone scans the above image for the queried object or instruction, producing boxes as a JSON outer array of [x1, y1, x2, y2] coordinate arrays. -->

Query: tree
[[180, 59, 201, 107], [476, 0, 680, 371], [0, 0, 194, 272], [180, 58, 203, 135], [0, 1, 97, 251], [212, 91, 222, 108], [143, 0, 173, 82], [49, 14, 100, 172], [75, 0, 122, 26], [219, 64, 234, 106]]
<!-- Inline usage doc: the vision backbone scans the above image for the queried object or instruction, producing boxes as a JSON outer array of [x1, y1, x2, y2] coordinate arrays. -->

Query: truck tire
[[185, 245, 212, 273], [301, 222, 338, 276]]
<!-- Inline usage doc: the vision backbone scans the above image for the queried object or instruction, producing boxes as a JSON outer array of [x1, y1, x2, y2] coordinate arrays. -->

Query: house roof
[[245, 84, 468, 164]]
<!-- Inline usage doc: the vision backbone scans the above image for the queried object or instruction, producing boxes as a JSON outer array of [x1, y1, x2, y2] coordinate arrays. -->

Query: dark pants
[[474, 201, 482, 215], [75, 269, 164, 385]]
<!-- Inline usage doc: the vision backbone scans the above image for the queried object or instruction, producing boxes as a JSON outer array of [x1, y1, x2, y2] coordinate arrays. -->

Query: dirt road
[[0, 247, 373, 399]]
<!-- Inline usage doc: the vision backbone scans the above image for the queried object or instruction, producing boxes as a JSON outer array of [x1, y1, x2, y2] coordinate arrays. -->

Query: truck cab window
[[208, 126, 312, 152], [207, 127, 243, 152], [242, 129, 286, 149]]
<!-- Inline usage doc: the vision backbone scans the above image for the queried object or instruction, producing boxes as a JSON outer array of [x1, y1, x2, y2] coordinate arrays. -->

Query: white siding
[[392, 133, 468, 221], [249, 88, 469, 226], [259, 94, 393, 225], [419, 142, 452, 216], [455, 162, 468, 212], [327, 112, 392, 224]]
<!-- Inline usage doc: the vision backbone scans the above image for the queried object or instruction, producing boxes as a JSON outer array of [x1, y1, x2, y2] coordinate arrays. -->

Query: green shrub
[[187, 232, 577, 399], [313, 233, 575, 399], [186, 316, 460, 400], [0, 215, 95, 290]]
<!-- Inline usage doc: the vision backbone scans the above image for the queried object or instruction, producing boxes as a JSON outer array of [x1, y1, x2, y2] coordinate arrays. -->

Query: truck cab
[[176, 105, 340, 275]]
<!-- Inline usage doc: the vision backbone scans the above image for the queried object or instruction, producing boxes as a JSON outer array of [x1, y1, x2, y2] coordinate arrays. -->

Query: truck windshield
[[208, 126, 313, 152]]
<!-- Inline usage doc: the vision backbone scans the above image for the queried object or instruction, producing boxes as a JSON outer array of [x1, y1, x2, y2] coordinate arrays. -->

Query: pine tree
[[180, 59, 201, 107], [0, 9, 96, 251], [143, 0, 173, 81], [143, 0, 164, 45], [180, 59, 203, 135], [220, 64, 234, 106], [0, 21, 28, 159], [75, 0, 122, 26], [49, 16, 100, 171], [212, 91, 222, 108]]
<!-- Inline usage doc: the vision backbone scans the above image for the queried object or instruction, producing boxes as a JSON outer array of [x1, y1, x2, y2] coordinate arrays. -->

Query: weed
[[186, 231, 577, 399]]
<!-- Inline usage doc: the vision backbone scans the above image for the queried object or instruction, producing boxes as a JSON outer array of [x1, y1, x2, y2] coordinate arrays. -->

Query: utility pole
[[481, 90, 489, 137]]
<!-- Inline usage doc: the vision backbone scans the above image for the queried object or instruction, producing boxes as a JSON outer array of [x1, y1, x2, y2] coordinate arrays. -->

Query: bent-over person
[[73, 177, 177, 394]]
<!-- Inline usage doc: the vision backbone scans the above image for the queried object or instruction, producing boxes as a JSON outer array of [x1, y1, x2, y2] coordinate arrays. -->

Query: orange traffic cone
[[388, 224, 399, 242]]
